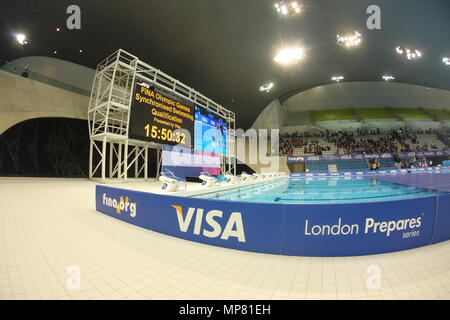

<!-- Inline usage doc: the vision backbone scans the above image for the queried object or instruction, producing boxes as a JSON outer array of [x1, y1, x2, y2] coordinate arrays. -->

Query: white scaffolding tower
[[88, 49, 236, 183]]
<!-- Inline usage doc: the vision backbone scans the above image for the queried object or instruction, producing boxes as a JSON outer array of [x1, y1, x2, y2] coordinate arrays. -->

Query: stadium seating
[[393, 108, 430, 120], [306, 159, 368, 173], [377, 158, 395, 169], [355, 108, 395, 119], [312, 109, 356, 122], [427, 109, 450, 121]]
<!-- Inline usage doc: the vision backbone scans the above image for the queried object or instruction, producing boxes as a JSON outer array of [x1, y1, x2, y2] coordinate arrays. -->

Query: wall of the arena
[[0, 70, 89, 135], [0, 117, 161, 178], [0, 118, 90, 177], [282, 82, 450, 113], [1, 56, 95, 93], [250, 81, 450, 133], [0, 61, 94, 178], [250, 99, 283, 130], [96, 184, 450, 257]]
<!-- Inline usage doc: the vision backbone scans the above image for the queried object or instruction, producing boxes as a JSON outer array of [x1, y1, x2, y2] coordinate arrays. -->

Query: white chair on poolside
[[159, 170, 186, 192], [199, 172, 218, 188]]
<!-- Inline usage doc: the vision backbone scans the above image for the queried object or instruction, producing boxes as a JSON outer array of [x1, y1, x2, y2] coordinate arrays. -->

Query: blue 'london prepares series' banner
[[287, 150, 450, 163], [290, 166, 450, 178], [95, 183, 450, 257]]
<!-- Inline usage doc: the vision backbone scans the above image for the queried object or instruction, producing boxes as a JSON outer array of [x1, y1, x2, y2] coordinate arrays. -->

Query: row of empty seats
[[306, 159, 369, 173]]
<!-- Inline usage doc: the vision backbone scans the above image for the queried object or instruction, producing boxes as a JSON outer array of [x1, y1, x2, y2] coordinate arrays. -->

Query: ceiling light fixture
[[396, 46, 422, 61], [274, 47, 303, 65], [382, 75, 395, 81], [15, 33, 27, 45], [331, 75, 344, 82], [274, 0, 301, 16], [443, 57, 450, 66], [337, 31, 362, 47], [259, 82, 274, 93]]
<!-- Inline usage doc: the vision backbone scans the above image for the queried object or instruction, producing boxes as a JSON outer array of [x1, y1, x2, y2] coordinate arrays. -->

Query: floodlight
[[382, 75, 395, 81], [274, 47, 303, 65], [331, 75, 344, 82], [16, 33, 27, 45], [259, 82, 274, 93], [337, 31, 362, 47], [396, 46, 422, 61], [275, 1, 301, 16]]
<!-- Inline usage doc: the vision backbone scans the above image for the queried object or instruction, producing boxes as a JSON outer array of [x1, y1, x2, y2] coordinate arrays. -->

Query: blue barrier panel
[[96, 185, 284, 255], [290, 166, 450, 178], [287, 150, 450, 162], [96, 185, 152, 229], [148, 195, 283, 254], [432, 193, 450, 244], [281, 197, 437, 256], [96, 185, 443, 257]]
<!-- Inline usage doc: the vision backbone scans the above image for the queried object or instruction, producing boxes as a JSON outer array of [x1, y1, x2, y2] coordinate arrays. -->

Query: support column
[[135, 146, 139, 178], [124, 140, 129, 182], [118, 142, 122, 179], [89, 140, 94, 178], [109, 142, 114, 178], [101, 136, 107, 182]]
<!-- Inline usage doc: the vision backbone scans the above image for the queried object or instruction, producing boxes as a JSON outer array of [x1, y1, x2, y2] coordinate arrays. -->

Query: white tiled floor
[[0, 178, 449, 300]]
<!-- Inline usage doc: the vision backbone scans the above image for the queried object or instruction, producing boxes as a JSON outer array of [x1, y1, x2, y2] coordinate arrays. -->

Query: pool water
[[194, 177, 440, 203]]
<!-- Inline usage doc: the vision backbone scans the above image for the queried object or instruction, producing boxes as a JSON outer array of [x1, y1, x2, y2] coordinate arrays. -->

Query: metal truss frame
[[88, 49, 236, 183]]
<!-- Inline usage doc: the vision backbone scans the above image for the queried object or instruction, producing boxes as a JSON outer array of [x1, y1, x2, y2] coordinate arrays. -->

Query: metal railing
[[0, 60, 91, 97]]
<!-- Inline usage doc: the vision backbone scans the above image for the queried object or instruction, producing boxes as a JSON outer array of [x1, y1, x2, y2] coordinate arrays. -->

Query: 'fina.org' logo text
[[102, 193, 137, 217]]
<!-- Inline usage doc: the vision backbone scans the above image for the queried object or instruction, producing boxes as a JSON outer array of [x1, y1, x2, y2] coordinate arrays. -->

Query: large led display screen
[[194, 106, 227, 155], [129, 82, 194, 148]]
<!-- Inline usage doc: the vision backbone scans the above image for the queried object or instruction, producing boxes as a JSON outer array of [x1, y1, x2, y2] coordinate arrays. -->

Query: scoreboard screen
[[194, 106, 228, 155], [128, 81, 195, 148]]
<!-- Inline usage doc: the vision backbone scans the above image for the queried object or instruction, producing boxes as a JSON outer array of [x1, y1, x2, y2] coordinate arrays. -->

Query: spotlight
[[274, 47, 303, 65], [274, 0, 301, 16], [382, 75, 395, 81], [396, 46, 422, 61], [259, 82, 274, 93], [443, 57, 450, 66], [337, 31, 362, 47], [56, 27, 61, 32], [15, 33, 27, 45], [331, 75, 344, 82]]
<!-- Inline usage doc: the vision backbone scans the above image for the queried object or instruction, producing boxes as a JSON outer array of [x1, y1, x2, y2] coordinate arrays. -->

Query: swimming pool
[[96, 171, 450, 256], [194, 177, 441, 203]]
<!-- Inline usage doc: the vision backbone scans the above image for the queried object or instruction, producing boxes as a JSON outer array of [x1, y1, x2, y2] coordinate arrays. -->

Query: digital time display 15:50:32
[[144, 125, 186, 144]]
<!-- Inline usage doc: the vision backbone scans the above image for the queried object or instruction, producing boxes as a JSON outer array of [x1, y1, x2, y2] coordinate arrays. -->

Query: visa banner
[[287, 150, 450, 162], [96, 185, 448, 257], [289, 166, 449, 178]]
